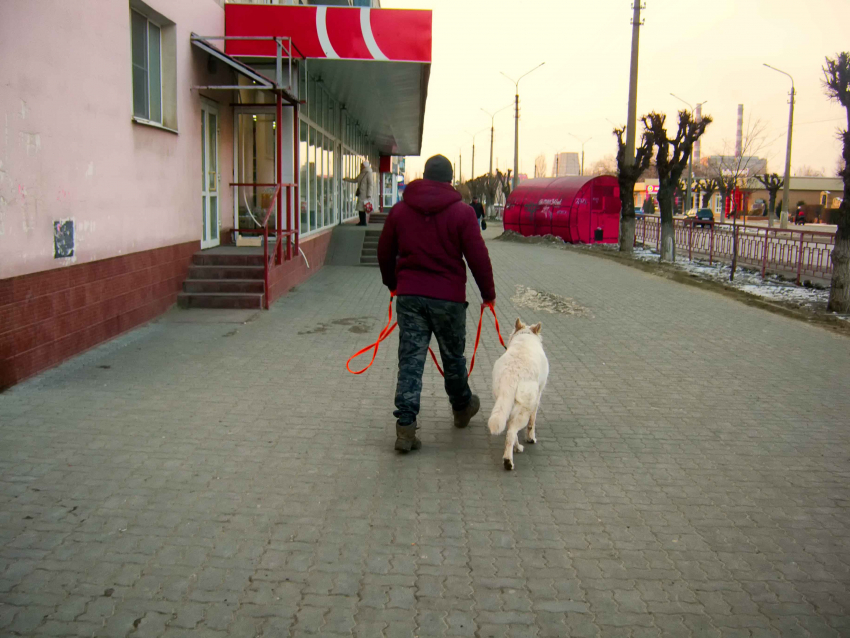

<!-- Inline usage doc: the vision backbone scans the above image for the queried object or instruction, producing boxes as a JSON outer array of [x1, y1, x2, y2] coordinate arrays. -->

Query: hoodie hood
[[402, 179, 462, 215]]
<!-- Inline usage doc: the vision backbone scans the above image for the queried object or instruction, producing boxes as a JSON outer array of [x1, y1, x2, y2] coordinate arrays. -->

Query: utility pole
[[624, 2, 644, 169], [764, 64, 795, 229], [570, 135, 593, 176], [465, 128, 489, 182], [481, 104, 512, 176], [765, 64, 796, 228], [502, 63, 545, 190]]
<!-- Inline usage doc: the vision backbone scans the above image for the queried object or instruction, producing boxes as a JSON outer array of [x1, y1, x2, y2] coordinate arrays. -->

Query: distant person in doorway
[[471, 197, 486, 230], [345, 161, 374, 226], [377, 154, 495, 453]]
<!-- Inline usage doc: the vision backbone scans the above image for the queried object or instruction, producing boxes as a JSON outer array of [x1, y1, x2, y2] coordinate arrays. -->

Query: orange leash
[[346, 295, 506, 377]]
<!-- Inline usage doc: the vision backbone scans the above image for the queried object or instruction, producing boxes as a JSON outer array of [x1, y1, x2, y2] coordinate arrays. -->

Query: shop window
[[130, 2, 176, 130], [300, 120, 308, 233], [309, 127, 318, 231]]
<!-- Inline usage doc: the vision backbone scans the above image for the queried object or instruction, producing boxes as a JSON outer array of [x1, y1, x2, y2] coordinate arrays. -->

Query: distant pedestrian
[[471, 197, 486, 230], [344, 161, 374, 226], [795, 204, 806, 226], [377, 155, 495, 453]]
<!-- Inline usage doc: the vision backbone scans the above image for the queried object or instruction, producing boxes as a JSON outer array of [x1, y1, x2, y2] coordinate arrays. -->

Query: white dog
[[487, 319, 549, 471]]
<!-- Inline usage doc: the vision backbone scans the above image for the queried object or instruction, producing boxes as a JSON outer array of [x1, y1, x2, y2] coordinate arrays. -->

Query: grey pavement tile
[[1, 229, 849, 635]]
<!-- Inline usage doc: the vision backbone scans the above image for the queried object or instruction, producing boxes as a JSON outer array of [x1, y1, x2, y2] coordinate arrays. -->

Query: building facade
[[0, 0, 431, 389], [553, 152, 580, 177]]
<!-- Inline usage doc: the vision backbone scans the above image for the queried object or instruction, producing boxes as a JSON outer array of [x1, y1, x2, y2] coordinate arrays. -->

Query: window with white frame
[[131, 10, 162, 123]]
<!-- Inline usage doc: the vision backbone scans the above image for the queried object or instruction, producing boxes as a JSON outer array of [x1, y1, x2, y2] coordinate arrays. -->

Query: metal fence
[[635, 214, 835, 284]]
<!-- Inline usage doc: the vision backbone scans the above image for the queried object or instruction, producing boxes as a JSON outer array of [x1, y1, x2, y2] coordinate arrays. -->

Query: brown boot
[[395, 422, 422, 453], [453, 394, 480, 429]]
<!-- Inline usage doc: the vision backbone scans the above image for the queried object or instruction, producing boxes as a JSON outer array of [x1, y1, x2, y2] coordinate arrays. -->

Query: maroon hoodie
[[378, 179, 496, 303]]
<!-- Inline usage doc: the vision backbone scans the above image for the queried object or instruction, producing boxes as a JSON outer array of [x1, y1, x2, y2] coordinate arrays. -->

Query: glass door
[[233, 106, 277, 243], [201, 102, 220, 249]]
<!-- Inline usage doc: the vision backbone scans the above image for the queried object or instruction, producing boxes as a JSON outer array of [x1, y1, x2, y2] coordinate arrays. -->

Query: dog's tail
[[488, 379, 538, 436], [487, 384, 514, 435]]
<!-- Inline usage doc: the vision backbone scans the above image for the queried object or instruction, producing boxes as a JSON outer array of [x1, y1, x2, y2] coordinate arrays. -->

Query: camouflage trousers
[[394, 295, 472, 426]]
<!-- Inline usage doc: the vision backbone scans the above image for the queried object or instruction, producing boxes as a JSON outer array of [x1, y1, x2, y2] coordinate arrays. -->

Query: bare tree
[[588, 154, 617, 176], [699, 178, 718, 208], [705, 116, 769, 222], [837, 156, 847, 177], [796, 165, 825, 177], [534, 154, 547, 178], [644, 110, 713, 261], [614, 123, 655, 252], [823, 52, 850, 313], [755, 173, 784, 227]]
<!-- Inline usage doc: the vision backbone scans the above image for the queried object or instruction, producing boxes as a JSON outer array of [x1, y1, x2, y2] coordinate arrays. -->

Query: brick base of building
[[0, 241, 199, 390], [0, 230, 338, 390]]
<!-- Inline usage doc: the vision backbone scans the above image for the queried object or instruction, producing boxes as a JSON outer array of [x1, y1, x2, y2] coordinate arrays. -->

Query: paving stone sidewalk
[[1, 230, 849, 637]]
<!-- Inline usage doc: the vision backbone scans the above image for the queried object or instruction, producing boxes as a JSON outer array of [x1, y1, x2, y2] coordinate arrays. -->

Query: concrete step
[[177, 292, 264, 309], [361, 248, 377, 257], [187, 265, 265, 280], [183, 279, 265, 294], [192, 253, 264, 267]]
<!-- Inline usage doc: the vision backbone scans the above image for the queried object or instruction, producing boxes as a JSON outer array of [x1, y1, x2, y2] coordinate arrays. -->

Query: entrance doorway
[[233, 107, 278, 244], [201, 101, 220, 249]]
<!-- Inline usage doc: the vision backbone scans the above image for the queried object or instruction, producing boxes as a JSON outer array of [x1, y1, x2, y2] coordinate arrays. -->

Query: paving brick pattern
[[2, 229, 849, 637]]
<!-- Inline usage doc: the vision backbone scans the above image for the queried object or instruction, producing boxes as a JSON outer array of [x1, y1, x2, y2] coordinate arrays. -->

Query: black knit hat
[[423, 154, 453, 183]]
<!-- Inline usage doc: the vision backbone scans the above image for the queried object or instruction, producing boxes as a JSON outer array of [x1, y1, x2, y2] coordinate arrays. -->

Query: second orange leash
[[347, 295, 506, 377]]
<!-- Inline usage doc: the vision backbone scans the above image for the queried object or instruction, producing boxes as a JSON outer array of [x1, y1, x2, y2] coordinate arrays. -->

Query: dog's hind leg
[[503, 430, 517, 471], [503, 408, 530, 471], [526, 388, 545, 444]]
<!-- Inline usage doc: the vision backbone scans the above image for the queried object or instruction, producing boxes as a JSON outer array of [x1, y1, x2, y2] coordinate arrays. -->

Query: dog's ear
[[531, 322, 542, 335], [515, 318, 524, 331]]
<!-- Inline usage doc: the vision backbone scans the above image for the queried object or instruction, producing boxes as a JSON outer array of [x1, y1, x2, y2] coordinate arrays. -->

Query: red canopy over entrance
[[504, 176, 620, 244]]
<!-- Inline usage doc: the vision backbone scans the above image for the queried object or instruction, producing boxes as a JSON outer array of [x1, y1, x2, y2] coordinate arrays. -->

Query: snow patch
[[511, 285, 593, 318]]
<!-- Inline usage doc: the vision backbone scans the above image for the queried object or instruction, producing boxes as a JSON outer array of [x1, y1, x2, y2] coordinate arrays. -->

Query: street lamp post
[[764, 63, 795, 229], [569, 134, 593, 176], [670, 94, 707, 213], [501, 62, 545, 190], [481, 104, 513, 176]]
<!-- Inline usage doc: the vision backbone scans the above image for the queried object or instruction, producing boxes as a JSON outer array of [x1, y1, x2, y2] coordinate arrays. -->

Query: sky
[[389, 0, 850, 182]]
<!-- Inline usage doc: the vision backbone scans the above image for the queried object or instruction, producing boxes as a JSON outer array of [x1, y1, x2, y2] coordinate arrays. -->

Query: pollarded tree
[[823, 52, 850, 312], [644, 110, 713, 261], [700, 178, 718, 208], [755, 173, 784, 227], [614, 123, 655, 252]]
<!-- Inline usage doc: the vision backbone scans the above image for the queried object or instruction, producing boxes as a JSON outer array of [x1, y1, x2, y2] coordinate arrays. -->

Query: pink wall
[[0, 0, 234, 280]]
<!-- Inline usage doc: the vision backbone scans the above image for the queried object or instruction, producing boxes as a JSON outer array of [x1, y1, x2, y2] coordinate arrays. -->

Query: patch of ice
[[511, 285, 593, 317]]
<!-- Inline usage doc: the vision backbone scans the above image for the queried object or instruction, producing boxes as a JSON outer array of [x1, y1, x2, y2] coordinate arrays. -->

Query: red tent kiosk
[[503, 176, 620, 244]]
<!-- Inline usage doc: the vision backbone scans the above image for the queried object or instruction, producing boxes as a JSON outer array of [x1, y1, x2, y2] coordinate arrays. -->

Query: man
[[378, 155, 496, 453], [471, 197, 486, 229]]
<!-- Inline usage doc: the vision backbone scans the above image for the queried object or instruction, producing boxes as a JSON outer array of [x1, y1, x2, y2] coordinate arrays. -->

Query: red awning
[[224, 4, 431, 62], [223, 4, 431, 156]]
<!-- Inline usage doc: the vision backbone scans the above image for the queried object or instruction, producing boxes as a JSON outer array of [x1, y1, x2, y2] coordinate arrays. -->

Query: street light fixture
[[481, 104, 513, 176], [763, 63, 795, 229], [670, 93, 708, 213], [466, 127, 490, 181], [569, 134, 593, 176], [501, 62, 545, 189]]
